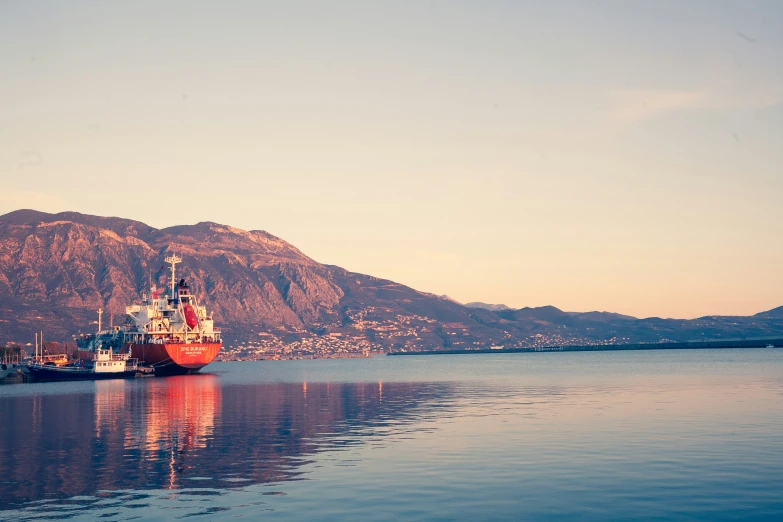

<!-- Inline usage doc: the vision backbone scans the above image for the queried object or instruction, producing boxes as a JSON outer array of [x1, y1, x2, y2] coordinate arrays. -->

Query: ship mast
[[165, 254, 182, 299], [97, 308, 103, 333]]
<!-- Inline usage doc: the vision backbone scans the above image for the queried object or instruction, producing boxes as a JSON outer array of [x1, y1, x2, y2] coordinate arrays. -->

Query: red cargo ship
[[78, 254, 222, 375]]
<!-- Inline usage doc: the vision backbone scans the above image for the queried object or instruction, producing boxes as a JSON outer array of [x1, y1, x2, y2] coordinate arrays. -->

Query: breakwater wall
[[388, 338, 783, 356]]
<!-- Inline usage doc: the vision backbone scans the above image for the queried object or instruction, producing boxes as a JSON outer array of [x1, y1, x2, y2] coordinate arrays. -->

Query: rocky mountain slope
[[1, 209, 782, 353], [0, 210, 502, 350]]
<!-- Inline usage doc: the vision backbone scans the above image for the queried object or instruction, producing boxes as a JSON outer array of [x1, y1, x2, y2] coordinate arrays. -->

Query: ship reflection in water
[[92, 376, 222, 491], [0, 370, 455, 517]]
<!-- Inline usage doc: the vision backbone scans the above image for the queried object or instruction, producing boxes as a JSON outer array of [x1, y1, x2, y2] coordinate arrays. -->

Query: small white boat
[[766, 344, 775, 349]]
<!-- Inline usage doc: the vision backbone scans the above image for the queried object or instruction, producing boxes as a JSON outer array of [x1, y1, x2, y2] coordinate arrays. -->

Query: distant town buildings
[[215, 308, 634, 361]]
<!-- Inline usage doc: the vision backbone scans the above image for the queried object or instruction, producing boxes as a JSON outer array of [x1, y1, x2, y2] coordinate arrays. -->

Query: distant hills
[[755, 306, 783, 319], [1, 209, 782, 353], [464, 302, 511, 312]]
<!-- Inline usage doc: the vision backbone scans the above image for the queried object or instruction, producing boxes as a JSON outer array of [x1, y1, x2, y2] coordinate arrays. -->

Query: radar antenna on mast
[[165, 253, 182, 299]]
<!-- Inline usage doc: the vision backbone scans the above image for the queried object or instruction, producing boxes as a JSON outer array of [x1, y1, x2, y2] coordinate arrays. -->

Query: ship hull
[[28, 366, 136, 382], [127, 342, 221, 376]]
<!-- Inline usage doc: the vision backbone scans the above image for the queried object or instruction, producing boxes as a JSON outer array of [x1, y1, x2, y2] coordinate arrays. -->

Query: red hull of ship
[[126, 342, 221, 375]]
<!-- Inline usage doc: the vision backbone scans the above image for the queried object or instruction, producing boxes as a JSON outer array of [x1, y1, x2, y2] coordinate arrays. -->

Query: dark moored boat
[[28, 348, 137, 381]]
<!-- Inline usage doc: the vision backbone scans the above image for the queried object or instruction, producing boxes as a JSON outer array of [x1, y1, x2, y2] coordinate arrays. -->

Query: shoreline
[[388, 338, 782, 356]]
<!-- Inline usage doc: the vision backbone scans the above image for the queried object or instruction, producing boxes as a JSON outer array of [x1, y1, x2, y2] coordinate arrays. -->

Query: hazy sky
[[1, 1, 782, 318]]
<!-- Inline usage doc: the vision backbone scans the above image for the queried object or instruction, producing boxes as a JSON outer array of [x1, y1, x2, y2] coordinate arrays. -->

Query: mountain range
[[1, 209, 782, 354]]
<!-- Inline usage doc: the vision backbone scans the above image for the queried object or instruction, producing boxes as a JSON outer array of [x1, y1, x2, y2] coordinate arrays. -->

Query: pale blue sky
[[1, 1, 782, 318]]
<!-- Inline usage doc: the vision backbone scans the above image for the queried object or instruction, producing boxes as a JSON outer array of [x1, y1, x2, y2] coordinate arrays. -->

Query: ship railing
[[29, 362, 87, 373], [35, 354, 70, 364]]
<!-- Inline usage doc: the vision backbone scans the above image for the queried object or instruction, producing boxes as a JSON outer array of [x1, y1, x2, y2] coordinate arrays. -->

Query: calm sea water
[[1, 349, 783, 521]]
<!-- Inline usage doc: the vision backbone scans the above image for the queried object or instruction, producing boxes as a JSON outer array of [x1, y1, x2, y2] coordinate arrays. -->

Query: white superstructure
[[93, 348, 137, 373], [123, 256, 221, 345]]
